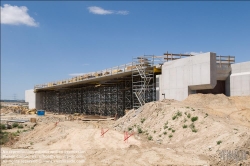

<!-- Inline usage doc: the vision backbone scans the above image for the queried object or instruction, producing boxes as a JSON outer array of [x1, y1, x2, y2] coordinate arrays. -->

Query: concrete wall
[[230, 61, 250, 96], [25, 89, 36, 109], [159, 52, 217, 101], [25, 89, 43, 109]]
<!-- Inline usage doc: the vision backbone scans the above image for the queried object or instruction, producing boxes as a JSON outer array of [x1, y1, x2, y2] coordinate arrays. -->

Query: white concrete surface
[[159, 52, 217, 101], [230, 61, 250, 96], [25, 89, 36, 109]]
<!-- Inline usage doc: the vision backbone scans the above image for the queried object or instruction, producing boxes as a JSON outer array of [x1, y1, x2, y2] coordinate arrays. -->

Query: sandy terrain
[[1, 94, 250, 165]]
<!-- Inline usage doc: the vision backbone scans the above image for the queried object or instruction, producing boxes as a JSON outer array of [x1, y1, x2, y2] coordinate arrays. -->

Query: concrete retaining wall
[[25, 89, 36, 109], [230, 61, 250, 96], [159, 52, 217, 101]]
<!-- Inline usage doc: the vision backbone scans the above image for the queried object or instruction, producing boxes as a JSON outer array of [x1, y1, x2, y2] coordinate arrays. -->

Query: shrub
[[159, 135, 161, 137], [154, 130, 156, 133], [192, 129, 198, 133], [128, 127, 132, 131], [141, 118, 146, 123], [168, 128, 172, 131], [18, 125, 24, 129], [172, 129, 175, 133], [176, 111, 182, 117], [148, 135, 153, 140], [137, 127, 143, 134], [0, 131, 9, 145], [187, 113, 191, 118], [191, 116, 198, 122], [169, 134, 173, 138], [0, 124, 6, 130], [163, 132, 167, 135], [183, 124, 187, 128], [217, 140, 222, 145], [12, 123, 18, 128], [204, 113, 208, 118], [172, 115, 177, 120], [164, 125, 168, 129], [31, 127, 34, 130]]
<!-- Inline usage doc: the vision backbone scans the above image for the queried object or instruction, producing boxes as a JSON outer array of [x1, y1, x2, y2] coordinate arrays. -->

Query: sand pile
[[114, 94, 250, 165]]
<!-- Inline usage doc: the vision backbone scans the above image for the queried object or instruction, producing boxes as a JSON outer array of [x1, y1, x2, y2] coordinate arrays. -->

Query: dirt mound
[[114, 94, 250, 165]]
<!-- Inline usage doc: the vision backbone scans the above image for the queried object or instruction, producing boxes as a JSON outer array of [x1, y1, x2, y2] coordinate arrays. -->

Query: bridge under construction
[[27, 52, 237, 117]]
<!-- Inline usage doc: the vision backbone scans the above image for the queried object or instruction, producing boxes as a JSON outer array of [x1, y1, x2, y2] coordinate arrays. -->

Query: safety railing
[[34, 62, 138, 89]]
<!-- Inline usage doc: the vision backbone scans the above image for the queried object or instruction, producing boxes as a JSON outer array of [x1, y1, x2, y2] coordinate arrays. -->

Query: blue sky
[[1, 1, 250, 100]]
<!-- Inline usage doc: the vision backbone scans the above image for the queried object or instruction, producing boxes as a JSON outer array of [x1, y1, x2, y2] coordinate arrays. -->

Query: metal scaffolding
[[39, 76, 133, 117], [132, 55, 157, 109], [35, 52, 235, 116]]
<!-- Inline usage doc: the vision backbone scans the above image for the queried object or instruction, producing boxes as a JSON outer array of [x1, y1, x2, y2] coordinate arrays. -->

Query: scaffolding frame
[[36, 52, 236, 115]]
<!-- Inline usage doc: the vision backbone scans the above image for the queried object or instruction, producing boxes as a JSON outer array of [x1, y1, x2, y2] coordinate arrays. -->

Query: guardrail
[[34, 62, 137, 89]]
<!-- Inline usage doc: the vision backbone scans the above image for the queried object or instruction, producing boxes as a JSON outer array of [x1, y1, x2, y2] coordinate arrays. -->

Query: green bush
[[154, 130, 156, 133], [217, 140, 222, 145], [172, 129, 175, 133], [187, 113, 191, 118], [148, 135, 153, 140], [137, 127, 143, 134], [128, 127, 132, 131], [0, 131, 9, 145], [18, 125, 24, 129], [183, 124, 187, 128], [191, 116, 198, 122], [141, 118, 146, 123], [163, 132, 167, 135], [172, 115, 177, 120], [164, 125, 168, 129], [0, 124, 6, 130], [176, 111, 182, 117], [169, 134, 173, 138], [12, 123, 19, 128]]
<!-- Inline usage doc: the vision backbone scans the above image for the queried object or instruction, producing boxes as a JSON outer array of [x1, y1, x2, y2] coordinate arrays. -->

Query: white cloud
[[116, 10, 129, 15], [69, 73, 86, 76], [185, 51, 204, 55], [88, 6, 113, 15], [88, 6, 129, 15], [1, 4, 38, 27]]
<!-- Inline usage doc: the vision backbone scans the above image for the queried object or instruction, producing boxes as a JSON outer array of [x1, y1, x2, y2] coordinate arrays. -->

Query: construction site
[[1, 51, 250, 165], [25, 51, 248, 116]]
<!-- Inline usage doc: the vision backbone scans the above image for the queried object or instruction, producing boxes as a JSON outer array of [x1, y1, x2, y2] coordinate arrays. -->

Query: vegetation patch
[[18, 125, 24, 129], [141, 118, 146, 124], [0, 124, 6, 130], [183, 124, 187, 128], [12, 123, 19, 128], [187, 113, 191, 118], [163, 132, 167, 135], [172, 111, 182, 120], [148, 135, 153, 140], [137, 127, 143, 134], [189, 123, 198, 133], [169, 134, 173, 138], [217, 140, 222, 145], [191, 116, 198, 122]]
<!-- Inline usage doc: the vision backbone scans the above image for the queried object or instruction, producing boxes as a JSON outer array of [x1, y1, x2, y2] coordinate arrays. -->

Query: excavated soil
[[1, 94, 250, 165]]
